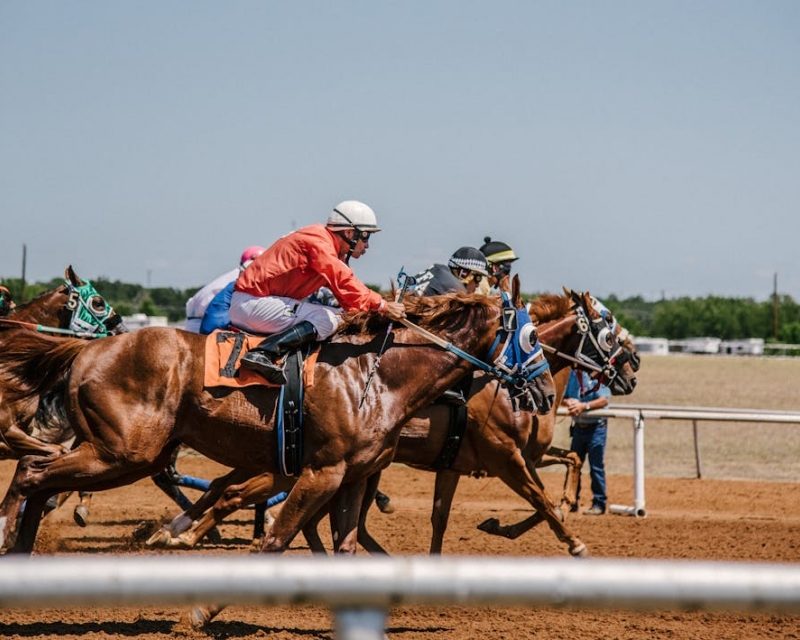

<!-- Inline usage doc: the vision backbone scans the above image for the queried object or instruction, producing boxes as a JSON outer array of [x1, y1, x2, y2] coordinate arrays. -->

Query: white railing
[[2, 555, 800, 639], [556, 404, 800, 518]]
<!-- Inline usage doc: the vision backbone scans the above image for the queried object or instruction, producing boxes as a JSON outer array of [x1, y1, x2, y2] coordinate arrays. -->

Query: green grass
[[548, 354, 800, 482]]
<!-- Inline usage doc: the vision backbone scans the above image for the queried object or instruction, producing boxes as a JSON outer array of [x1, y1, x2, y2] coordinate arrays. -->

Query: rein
[[0, 318, 108, 339], [396, 315, 548, 389]]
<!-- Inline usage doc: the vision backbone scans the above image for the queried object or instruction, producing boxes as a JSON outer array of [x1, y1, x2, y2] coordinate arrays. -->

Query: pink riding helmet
[[239, 245, 266, 267]]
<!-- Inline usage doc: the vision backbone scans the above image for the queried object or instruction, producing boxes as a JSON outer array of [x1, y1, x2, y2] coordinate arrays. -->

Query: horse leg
[[174, 472, 293, 550], [329, 480, 368, 554], [300, 505, 330, 554], [73, 491, 93, 527], [146, 467, 257, 547], [355, 471, 389, 555], [429, 470, 461, 554], [1, 442, 173, 553], [536, 447, 582, 514], [477, 452, 588, 557], [8, 491, 50, 554], [191, 463, 346, 628]]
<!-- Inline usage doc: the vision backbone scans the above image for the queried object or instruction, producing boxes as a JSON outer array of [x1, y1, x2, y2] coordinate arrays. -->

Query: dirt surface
[[1, 454, 799, 640]]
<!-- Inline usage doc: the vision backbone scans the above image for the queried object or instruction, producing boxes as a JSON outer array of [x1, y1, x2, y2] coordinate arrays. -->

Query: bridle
[[538, 301, 627, 389], [0, 279, 123, 338], [398, 291, 550, 398]]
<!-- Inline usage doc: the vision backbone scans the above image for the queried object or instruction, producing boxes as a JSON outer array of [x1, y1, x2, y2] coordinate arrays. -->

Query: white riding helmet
[[326, 200, 381, 232]]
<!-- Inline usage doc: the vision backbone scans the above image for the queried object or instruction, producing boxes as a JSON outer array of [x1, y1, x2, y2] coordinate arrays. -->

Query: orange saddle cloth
[[203, 330, 318, 389]]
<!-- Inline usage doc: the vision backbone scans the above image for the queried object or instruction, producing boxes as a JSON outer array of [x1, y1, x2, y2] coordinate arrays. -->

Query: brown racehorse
[[0, 287, 554, 559], [0, 266, 125, 459], [148, 289, 637, 558]]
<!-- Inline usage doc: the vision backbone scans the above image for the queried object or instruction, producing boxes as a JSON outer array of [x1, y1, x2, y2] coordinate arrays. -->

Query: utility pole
[[20, 243, 27, 303], [773, 272, 779, 340]]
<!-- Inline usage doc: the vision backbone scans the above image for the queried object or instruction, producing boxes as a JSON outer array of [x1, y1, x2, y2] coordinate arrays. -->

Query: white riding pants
[[229, 291, 343, 339]]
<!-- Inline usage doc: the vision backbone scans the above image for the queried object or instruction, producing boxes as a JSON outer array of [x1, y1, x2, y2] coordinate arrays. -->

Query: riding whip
[[358, 268, 415, 409]]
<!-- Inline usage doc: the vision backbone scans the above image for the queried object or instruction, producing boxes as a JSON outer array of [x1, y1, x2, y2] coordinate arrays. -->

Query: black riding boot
[[240, 321, 318, 385]]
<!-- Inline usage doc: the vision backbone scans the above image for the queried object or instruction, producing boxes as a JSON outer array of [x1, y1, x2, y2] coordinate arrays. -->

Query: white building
[[630, 337, 669, 356], [122, 313, 169, 331], [718, 338, 765, 356], [669, 337, 721, 354]]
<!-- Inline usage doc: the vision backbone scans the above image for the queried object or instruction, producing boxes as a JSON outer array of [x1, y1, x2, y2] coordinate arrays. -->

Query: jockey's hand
[[383, 301, 407, 322]]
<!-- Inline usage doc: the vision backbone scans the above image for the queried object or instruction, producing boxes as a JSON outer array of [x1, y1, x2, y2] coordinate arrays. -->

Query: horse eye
[[518, 323, 537, 353], [90, 297, 107, 312]]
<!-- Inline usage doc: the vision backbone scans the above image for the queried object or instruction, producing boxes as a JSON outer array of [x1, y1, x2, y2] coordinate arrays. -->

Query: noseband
[[540, 303, 626, 388]]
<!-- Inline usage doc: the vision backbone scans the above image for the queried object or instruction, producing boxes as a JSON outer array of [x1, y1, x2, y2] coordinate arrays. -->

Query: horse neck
[[383, 308, 501, 416], [9, 289, 67, 327], [537, 311, 580, 379]]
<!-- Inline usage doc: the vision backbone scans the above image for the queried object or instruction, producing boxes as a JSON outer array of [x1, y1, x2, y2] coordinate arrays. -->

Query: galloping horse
[[148, 289, 636, 558], [0, 288, 554, 559], [0, 266, 125, 459]]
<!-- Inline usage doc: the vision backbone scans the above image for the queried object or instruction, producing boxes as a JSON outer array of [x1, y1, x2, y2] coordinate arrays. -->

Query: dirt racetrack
[[1, 456, 799, 640], [1, 354, 800, 639]]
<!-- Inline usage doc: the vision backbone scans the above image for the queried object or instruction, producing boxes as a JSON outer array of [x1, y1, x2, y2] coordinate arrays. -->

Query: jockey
[[231, 200, 406, 385], [479, 237, 519, 290], [185, 245, 266, 333], [0, 286, 15, 316], [410, 246, 490, 296]]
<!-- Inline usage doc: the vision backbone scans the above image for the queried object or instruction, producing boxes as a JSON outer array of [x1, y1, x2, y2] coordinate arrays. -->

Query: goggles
[[454, 268, 483, 284]]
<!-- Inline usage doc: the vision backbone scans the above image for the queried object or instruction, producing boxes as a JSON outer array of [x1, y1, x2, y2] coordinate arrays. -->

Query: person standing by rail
[[562, 369, 611, 515]]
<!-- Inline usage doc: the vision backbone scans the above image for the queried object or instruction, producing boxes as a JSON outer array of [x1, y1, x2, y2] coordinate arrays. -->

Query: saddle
[[204, 330, 318, 477]]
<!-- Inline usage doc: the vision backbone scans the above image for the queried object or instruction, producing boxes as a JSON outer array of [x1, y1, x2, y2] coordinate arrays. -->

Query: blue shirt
[[200, 281, 235, 335], [564, 369, 611, 426]]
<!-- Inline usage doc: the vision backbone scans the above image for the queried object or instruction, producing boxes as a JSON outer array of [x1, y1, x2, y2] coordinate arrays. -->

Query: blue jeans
[[570, 421, 608, 510]]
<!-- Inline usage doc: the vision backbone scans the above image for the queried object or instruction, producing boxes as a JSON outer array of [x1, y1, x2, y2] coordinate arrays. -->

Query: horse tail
[[0, 330, 89, 403]]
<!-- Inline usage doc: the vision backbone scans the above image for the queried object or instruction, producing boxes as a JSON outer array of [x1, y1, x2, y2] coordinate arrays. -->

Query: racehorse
[[0, 266, 125, 459], [0, 287, 554, 560], [148, 289, 637, 558]]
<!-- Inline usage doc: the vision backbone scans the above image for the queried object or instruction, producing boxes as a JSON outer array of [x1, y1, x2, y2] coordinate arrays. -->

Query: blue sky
[[2, 2, 798, 301]]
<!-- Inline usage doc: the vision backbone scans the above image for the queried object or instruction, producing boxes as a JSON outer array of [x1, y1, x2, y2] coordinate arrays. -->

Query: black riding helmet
[[448, 247, 489, 284], [479, 237, 519, 278]]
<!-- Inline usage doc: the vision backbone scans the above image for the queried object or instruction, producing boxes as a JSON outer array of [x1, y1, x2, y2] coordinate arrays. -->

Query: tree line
[[3, 275, 799, 342]]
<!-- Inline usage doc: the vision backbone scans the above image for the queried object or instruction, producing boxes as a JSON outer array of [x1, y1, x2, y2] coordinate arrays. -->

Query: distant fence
[[557, 404, 800, 517], [2, 555, 800, 639]]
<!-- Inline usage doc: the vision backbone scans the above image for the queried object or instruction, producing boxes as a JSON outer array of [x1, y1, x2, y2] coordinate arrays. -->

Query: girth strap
[[277, 350, 304, 476], [432, 402, 468, 471]]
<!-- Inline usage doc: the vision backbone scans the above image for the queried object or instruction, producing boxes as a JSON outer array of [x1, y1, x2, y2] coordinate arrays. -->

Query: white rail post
[[335, 607, 387, 640], [609, 411, 647, 517]]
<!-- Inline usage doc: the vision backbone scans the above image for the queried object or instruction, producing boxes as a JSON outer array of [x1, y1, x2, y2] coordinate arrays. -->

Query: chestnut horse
[[0, 288, 554, 558], [148, 289, 637, 559], [0, 266, 126, 459]]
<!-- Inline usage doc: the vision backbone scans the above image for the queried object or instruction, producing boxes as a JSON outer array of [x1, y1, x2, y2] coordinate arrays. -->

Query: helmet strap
[[335, 230, 357, 265]]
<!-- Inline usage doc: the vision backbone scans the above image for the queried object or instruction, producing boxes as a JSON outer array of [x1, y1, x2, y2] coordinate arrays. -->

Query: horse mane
[[0, 330, 87, 402], [527, 293, 573, 324], [340, 291, 493, 341]]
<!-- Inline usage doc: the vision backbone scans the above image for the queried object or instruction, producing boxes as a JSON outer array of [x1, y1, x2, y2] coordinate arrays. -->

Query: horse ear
[[65, 265, 84, 287], [566, 287, 581, 304], [497, 274, 510, 294], [512, 274, 522, 308]]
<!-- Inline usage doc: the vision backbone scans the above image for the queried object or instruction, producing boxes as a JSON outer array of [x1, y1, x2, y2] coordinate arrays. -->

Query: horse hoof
[[189, 606, 211, 629], [205, 527, 222, 545], [145, 528, 172, 548], [570, 542, 589, 557], [73, 505, 89, 528], [476, 518, 500, 535]]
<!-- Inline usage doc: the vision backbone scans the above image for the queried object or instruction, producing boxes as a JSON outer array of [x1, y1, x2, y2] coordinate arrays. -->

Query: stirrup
[[241, 352, 287, 385]]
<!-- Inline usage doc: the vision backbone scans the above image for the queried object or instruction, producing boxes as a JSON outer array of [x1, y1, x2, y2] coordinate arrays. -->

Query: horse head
[[57, 266, 128, 336], [528, 289, 637, 396], [0, 286, 14, 316]]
